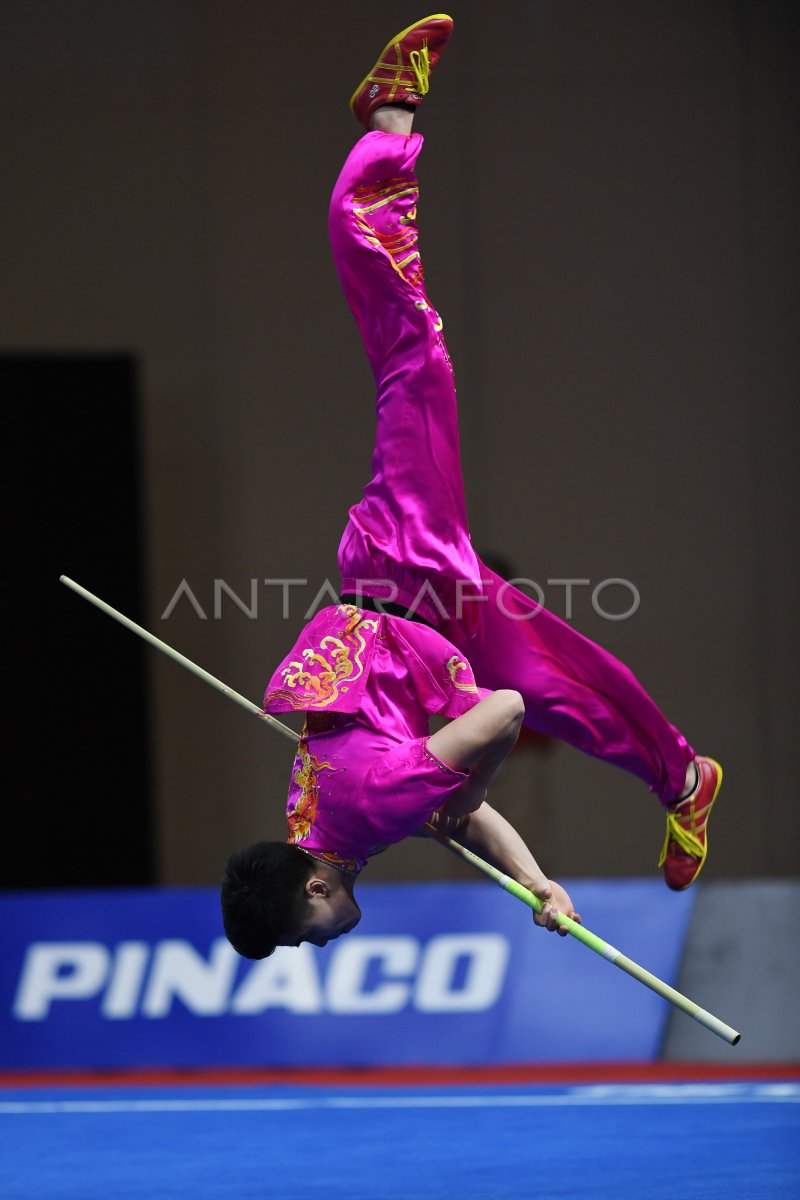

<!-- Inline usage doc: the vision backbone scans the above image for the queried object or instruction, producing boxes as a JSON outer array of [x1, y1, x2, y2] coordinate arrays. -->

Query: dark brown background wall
[[5, 1, 798, 885]]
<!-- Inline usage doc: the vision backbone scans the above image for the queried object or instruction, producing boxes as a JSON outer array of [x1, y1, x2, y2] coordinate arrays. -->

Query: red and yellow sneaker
[[659, 756, 723, 890], [350, 14, 454, 131]]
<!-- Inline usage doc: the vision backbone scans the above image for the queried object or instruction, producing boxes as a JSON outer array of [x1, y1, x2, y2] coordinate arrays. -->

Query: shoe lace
[[409, 41, 431, 94], [657, 806, 705, 868]]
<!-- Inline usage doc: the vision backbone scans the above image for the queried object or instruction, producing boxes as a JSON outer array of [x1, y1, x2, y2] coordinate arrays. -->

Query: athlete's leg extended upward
[[330, 14, 722, 889]]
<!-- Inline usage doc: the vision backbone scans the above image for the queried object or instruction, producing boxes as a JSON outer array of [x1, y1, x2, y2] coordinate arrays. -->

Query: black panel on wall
[[6, 354, 153, 887]]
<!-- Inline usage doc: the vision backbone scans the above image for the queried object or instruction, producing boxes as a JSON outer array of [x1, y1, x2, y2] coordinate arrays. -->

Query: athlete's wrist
[[517, 870, 550, 897]]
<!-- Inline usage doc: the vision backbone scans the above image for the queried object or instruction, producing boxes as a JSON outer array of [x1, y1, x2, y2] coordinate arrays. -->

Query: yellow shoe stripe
[[658, 811, 707, 866], [657, 761, 722, 871], [349, 14, 453, 114]]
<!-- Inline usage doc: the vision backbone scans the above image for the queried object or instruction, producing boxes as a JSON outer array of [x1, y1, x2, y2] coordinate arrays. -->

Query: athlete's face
[[279, 874, 361, 949]]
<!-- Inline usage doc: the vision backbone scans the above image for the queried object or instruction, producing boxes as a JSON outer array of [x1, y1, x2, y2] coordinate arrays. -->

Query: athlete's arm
[[425, 690, 579, 933], [430, 802, 580, 935], [426, 688, 524, 813]]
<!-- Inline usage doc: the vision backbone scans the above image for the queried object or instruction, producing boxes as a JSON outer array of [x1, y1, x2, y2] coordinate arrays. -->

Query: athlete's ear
[[305, 877, 331, 899]]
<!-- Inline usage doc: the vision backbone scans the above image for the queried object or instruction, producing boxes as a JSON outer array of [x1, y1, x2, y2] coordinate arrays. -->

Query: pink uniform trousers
[[328, 130, 693, 805]]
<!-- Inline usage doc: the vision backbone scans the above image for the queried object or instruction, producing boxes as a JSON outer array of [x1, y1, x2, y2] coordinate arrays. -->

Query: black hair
[[220, 841, 314, 959]]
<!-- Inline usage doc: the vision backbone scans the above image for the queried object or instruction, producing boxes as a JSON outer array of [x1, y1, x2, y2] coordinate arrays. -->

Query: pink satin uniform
[[264, 603, 490, 873], [264, 131, 693, 872]]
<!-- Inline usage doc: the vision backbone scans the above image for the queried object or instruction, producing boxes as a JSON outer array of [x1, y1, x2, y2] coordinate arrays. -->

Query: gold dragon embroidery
[[267, 605, 379, 710], [287, 738, 335, 844]]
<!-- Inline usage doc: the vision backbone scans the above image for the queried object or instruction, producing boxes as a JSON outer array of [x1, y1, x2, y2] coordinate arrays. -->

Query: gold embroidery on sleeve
[[446, 654, 480, 693], [267, 605, 379, 710]]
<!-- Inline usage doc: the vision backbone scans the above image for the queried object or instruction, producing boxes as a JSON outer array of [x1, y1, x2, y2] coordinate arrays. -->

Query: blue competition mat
[[1, 1080, 798, 1199]]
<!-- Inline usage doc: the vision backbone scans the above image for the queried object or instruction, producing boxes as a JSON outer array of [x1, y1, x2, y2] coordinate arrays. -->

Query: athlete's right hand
[[531, 878, 580, 937]]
